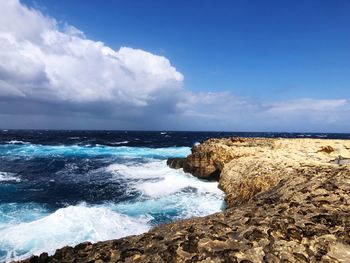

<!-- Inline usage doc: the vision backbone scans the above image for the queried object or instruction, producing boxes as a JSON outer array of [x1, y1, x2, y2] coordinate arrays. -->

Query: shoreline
[[17, 137, 350, 262]]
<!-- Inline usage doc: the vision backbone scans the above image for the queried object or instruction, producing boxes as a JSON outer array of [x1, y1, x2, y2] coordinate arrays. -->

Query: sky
[[0, 0, 349, 132]]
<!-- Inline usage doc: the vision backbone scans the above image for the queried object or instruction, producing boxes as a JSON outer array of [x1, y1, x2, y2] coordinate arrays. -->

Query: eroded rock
[[179, 137, 350, 206]]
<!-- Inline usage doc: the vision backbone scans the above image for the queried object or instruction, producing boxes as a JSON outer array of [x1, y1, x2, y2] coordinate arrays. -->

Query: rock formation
[[166, 157, 186, 170], [18, 137, 350, 263]]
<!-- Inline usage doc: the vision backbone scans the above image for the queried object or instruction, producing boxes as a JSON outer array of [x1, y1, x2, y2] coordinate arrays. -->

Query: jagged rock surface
[[182, 138, 350, 206], [18, 138, 350, 263]]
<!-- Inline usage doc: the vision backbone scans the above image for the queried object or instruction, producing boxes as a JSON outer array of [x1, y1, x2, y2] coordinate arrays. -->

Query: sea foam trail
[[0, 204, 152, 262], [109, 141, 129, 145], [0, 172, 20, 182], [6, 140, 30, 145]]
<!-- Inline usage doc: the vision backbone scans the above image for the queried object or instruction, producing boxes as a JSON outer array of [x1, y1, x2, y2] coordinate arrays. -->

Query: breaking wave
[[0, 204, 151, 262], [0, 139, 224, 262]]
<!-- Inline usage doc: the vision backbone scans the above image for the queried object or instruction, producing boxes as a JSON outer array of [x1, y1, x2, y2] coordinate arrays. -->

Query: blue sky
[[23, 0, 350, 100], [0, 0, 349, 132]]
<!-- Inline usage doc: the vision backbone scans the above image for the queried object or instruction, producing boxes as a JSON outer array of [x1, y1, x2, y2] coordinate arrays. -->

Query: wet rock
[[167, 157, 186, 169]]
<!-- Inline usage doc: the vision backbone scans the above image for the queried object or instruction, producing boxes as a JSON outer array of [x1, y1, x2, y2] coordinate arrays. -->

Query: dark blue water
[[0, 130, 349, 262], [1, 130, 349, 147]]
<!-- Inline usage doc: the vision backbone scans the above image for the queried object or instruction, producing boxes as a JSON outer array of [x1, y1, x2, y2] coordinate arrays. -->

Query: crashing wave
[[0, 204, 152, 262], [106, 160, 224, 216]]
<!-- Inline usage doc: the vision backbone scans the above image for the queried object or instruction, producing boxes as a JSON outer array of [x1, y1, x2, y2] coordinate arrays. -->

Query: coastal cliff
[[169, 138, 350, 207], [19, 138, 350, 262]]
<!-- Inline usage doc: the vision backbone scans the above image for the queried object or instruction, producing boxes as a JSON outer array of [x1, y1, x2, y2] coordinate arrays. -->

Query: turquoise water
[[0, 136, 224, 262]]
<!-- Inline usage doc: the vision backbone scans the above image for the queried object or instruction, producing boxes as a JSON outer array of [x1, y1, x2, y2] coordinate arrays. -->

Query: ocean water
[[0, 130, 349, 262]]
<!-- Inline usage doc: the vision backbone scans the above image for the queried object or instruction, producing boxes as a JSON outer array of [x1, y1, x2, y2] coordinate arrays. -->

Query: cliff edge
[[169, 138, 350, 207], [18, 138, 350, 262]]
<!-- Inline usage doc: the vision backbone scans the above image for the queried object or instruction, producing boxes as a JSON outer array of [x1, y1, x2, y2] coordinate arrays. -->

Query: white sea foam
[[110, 192, 225, 220], [0, 203, 48, 230], [105, 160, 225, 224], [106, 160, 223, 198], [7, 140, 30, 145], [106, 161, 173, 180], [0, 204, 152, 262], [105, 160, 224, 220], [110, 141, 129, 145], [0, 172, 20, 182], [0, 146, 223, 262]]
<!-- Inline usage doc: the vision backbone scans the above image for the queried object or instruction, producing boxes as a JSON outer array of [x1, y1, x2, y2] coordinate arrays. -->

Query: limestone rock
[[181, 137, 350, 206]]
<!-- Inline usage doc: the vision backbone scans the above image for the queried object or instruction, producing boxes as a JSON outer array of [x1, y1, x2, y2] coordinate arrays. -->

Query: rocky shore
[[18, 138, 350, 262]]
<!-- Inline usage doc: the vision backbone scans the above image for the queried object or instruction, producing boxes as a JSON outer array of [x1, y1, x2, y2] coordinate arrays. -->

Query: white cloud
[[177, 91, 258, 119], [0, 0, 183, 106], [263, 98, 350, 128], [0, 0, 55, 42], [266, 98, 347, 113], [175, 93, 350, 131]]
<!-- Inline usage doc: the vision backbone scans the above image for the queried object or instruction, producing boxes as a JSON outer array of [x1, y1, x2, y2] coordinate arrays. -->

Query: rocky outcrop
[[18, 137, 350, 263], [179, 137, 350, 206]]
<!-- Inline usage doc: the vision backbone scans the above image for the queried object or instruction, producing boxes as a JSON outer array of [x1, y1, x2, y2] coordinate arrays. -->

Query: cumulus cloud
[[0, 0, 183, 107], [0, 0, 349, 132]]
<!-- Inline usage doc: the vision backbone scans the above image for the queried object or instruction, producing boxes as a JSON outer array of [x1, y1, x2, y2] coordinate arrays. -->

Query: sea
[[0, 130, 349, 262]]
